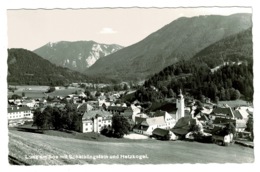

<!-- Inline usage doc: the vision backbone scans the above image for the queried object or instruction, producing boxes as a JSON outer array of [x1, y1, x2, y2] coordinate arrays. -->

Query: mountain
[[191, 27, 252, 68], [86, 13, 252, 81], [34, 41, 123, 73], [7, 48, 94, 85], [139, 27, 253, 102]]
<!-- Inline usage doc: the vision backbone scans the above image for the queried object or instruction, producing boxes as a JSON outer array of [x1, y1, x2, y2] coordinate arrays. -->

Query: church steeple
[[176, 89, 184, 121]]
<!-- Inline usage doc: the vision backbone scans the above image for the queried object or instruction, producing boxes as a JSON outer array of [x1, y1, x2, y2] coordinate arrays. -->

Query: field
[[8, 129, 254, 165], [8, 85, 84, 98], [218, 100, 250, 107]]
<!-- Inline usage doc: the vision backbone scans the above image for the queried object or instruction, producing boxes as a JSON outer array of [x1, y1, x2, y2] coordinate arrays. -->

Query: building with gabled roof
[[133, 110, 176, 136], [77, 103, 93, 114], [7, 106, 33, 126], [78, 110, 112, 133]]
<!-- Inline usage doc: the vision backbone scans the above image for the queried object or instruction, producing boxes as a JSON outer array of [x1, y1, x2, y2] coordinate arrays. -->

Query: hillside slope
[[140, 28, 253, 102], [7, 48, 92, 85], [191, 27, 252, 68], [86, 13, 252, 81], [34, 41, 123, 73], [9, 130, 254, 165]]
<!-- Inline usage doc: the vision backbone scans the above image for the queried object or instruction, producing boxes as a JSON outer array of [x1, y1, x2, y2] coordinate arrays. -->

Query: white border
[[0, 1, 259, 172]]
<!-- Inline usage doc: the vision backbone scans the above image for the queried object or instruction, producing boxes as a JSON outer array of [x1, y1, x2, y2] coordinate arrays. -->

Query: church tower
[[176, 89, 185, 121]]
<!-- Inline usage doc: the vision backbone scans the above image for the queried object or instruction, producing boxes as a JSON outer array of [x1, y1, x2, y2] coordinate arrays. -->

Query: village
[[7, 83, 254, 147]]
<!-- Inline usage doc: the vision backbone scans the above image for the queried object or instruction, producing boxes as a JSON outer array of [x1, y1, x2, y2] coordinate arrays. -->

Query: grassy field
[[8, 129, 254, 165], [8, 85, 84, 98], [218, 100, 251, 107]]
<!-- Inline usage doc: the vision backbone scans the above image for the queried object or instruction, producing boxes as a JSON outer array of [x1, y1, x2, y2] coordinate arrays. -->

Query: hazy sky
[[7, 7, 252, 50]]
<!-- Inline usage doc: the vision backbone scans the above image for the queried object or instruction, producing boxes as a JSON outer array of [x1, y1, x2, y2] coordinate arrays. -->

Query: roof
[[237, 109, 249, 119], [211, 107, 234, 118], [150, 102, 178, 114], [152, 128, 169, 137], [107, 106, 128, 112], [77, 103, 93, 112], [233, 110, 243, 120], [146, 116, 165, 126], [135, 116, 146, 124], [82, 110, 112, 120], [8, 106, 31, 113]]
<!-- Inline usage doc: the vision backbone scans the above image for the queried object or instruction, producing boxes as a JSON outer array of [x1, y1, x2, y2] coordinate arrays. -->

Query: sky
[[7, 7, 252, 51]]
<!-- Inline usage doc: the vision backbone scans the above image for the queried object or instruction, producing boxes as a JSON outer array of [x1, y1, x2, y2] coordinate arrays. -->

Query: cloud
[[99, 27, 117, 34]]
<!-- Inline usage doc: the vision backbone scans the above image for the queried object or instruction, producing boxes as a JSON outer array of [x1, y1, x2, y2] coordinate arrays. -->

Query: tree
[[123, 84, 128, 91], [52, 107, 63, 130], [246, 116, 254, 141], [161, 86, 168, 97], [95, 91, 101, 97], [47, 86, 55, 93], [168, 88, 175, 98], [112, 114, 130, 138], [33, 107, 52, 129], [85, 89, 91, 97], [11, 94, 21, 100]]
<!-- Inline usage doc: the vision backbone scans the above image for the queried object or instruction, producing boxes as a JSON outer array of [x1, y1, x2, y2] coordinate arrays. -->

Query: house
[[124, 104, 141, 120], [78, 110, 113, 133], [7, 106, 33, 126], [209, 107, 235, 120], [77, 103, 93, 114], [152, 128, 177, 140], [132, 113, 148, 123], [209, 106, 250, 132], [21, 99, 36, 108], [107, 105, 128, 115], [133, 110, 176, 136]]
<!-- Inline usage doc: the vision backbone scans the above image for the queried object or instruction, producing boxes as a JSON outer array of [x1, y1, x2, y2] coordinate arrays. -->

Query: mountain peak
[[86, 13, 252, 81], [34, 41, 124, 73]]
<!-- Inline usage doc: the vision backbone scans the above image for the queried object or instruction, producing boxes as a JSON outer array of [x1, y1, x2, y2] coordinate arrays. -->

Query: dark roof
[[233, 110, 243, 120], [152, 128, 169, 137], [77, 103, 93, 112], [153, 110, 166, 117], [8, 106, 31, 113], [133, 123, 149, 131], [107, 106, 128, 112], [150, 102, 177, 114], [135, 116, 146, 124], [211, 107, 234, 118]]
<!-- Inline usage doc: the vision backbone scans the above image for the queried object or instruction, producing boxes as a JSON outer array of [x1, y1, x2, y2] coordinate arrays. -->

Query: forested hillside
[[7, 48, 94, 85], [136, 28, 253, 102]]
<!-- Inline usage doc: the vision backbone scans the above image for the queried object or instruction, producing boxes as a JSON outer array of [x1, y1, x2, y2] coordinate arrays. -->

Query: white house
[[7, 106, 33, 126], [133, 110, 176, 136], [79, 110, 112, 133], [21, 99, 36, 108]]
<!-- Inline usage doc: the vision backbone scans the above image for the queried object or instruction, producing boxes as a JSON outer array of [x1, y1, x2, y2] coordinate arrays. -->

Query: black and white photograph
[[0, 0, 258, 169]]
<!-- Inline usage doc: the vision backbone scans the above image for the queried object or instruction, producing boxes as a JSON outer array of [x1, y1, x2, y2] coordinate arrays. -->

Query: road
[[8, 130, 254, 165]]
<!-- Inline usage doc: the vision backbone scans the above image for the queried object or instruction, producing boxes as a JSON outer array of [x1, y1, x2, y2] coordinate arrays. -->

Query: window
[[99, 120, 101, 122], [85, 128, 88, 131]]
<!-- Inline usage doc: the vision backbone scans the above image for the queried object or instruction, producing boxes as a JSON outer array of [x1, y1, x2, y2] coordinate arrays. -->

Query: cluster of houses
[[8, 88, 253, 141]]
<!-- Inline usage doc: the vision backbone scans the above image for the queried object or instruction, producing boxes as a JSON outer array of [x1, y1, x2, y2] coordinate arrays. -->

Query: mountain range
[[8, 48, 93, 85], [85, 13, 252, 81], [8, 13, 253, 85], [34, 41, 123, 73], [139, 26, 253, 102]]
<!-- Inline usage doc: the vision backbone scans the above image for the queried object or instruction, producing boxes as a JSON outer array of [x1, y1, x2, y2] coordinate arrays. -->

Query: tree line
[[137, 60, 253, 103]]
